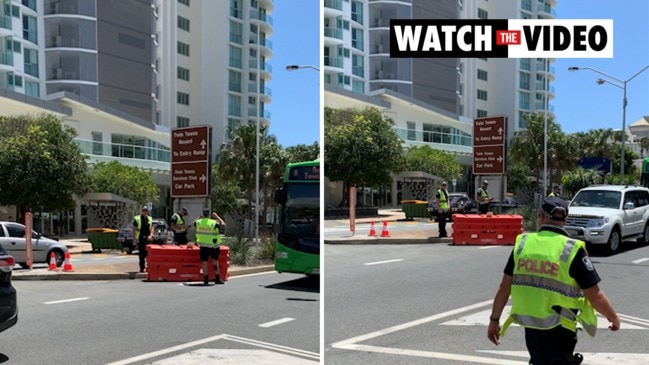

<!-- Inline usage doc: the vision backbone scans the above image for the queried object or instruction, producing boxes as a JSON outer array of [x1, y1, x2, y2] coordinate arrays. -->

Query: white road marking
[[477, 350, 649, 364], [149, 349, 316, 364], [258, 317, 295, 328], [224, 335, 320, 360], [104, 334, 227, 365], [345, 344, 527, 365], [364, 259, 403, 266], [478, 246, 502, 250], [632, 257, 649, 264], [44, 297, 89, 305]]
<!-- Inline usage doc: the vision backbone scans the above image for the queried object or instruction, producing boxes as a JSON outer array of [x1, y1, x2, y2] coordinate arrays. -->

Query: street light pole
[[543, 58, 548, 199], [255, 27, 261, 244], [286, 65, 320, 72], [568, 65, 649, 175]]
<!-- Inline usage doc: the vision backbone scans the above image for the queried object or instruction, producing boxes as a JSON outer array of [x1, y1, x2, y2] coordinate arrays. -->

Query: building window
[[227, 119, 240, 139], [25, 80, 39, 97], [477, 109, 488, 118], [24, 48, 38, 77], [177, 92, 190, 105], [351, 28, 363, 51], [352, 80, 364, 94], [520, 58, 530, 71], [477, 69, 488, 81], [228, 94, 241, 116], [229, 46, 242, 68], [22, 15, 37, 44], [351, 1, 363, 25], [178, 0, 190, 6], [177, 67, 190, 81], [11, 5, 19, 17], [91, 131, 103, 155], [519, 91, 530, 109], [177, 116, 190, 127], [12, 41, 20, 53], [477, 89, 488, 101], [177, 16, 190, 31], [477, 8, 488, 19], [228, 70, 241, 92], [324, 73, 331, 84], [229, 20, 243, 44], [521, 0, 532, 11], [519, 72, 530, 89], [230, 0, 242, 18], [177, 41, 190, 56], [406, 121, 416, 141]]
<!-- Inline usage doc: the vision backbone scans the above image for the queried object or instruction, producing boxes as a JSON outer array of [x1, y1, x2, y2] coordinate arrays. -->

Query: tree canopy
[[89, 160, 159, 205], [0, 114, 89, 215], [403, 145, 462, 181]]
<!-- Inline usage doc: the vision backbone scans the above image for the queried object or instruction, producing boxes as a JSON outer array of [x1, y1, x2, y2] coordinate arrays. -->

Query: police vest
[[500, 232, 598, 338], [437, 189, 449, 210], [171, 213, 186, 233], [549, 192, 560, 198], [478, 188, 489, 203], [195, 218, 222, 247], [134, 215, 153, 240]]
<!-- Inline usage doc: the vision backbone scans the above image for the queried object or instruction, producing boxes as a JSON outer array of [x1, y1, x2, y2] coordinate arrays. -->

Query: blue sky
[[266, 0, 320, 148], [552, 0, 649, 134]]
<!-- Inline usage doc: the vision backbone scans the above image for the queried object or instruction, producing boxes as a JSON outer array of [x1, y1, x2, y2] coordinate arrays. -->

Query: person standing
[[132, 206, 153, 273], [170, 207, 189, 245], [549, 185, 561, 198], [487, 197, 620, 365], [476, 180, 491, 214], [436, 181, 450, 238], [194, 208, 226, 286]]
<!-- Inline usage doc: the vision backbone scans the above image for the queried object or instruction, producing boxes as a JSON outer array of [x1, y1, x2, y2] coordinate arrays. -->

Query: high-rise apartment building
[[155, 0, 273, 157]]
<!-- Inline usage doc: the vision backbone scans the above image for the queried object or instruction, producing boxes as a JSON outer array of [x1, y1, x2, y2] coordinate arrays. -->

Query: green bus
[[274, 159, 320, 275], [642, 158, 649, 188]]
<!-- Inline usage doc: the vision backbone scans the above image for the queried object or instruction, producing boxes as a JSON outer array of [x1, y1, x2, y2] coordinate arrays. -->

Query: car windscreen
[[570, 190, 621, 209]]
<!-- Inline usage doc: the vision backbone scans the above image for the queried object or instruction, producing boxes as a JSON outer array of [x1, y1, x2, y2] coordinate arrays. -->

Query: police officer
[[436, 181, 450, 238], [170, 207, 189, 245], [132, 206, 153, 273], [193, 208, 226, 286], [487, 197, 620, 365], [549, 185, 561, 198], [476, 180, 491, 214]]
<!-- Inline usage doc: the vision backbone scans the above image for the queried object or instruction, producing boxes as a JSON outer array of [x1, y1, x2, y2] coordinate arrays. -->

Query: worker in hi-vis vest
[[487, 197, 620, 365], [435, 181, 449, 238], [132, 206, 154, 273], [476, 180, 491, 214], [193, 208, 226, 286]]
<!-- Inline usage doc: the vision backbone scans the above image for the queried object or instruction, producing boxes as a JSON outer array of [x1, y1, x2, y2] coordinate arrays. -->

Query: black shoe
[[203, 276, 209, 286], [139, 268, 145, 273], [571, 353, 583, 365], [215, 276, 224, 285], [439, 234, 447, 238]]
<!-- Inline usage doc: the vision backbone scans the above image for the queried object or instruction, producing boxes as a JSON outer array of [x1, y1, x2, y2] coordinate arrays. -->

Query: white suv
[[565, 185, 649, 254]]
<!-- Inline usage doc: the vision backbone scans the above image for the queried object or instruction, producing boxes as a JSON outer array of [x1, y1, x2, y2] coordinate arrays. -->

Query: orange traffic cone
[[48, 252, 57, 271], [63, 252, 74, 272], [368, 221, 377, 237], [380, 221, 391, 237]]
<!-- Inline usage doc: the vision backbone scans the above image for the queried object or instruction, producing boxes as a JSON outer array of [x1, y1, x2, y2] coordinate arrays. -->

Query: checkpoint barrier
[[146, 244, 230, 282], [451, 214, 523, 246]]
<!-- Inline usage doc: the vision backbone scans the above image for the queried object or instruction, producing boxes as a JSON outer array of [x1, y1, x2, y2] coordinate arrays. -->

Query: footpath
[[324, 208, 453, 245], [12, 239, 274, 281]]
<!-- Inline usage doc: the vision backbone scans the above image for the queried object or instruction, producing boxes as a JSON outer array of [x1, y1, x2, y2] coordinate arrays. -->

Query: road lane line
[[479, 246, 501, 250], [331, 299, 493, 348], [364, 259, 403, 266], [258, 317, 295, 328], [632, 258, 649, 264], [104, 334, 227, 365], [224, 335, 320, 360], [343, 344, 527, 365], [44, 297, 89, 305]]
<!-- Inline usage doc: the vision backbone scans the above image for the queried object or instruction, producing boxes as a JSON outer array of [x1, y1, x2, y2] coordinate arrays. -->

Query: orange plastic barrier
[[451, 214, 523, 245], [146, 244, 230, 282]]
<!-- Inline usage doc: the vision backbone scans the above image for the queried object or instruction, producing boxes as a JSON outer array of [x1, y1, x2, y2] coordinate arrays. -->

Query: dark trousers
[[525, 327, 579, 365], [174, 233, 188, 245], [478, 203, 490, 214], [137, 236, 149, 271], [438, 211, 448, 237]]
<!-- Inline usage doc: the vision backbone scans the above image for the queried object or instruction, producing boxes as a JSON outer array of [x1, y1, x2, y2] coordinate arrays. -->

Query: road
[[324, 219, 440, 238], [1, 272, 319, 364], [324, 241, 649, 364]]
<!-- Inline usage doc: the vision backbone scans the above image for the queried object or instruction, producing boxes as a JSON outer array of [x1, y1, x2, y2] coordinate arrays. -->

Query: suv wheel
[[638, 223, 649, 245], [607, 228, 621, 254]]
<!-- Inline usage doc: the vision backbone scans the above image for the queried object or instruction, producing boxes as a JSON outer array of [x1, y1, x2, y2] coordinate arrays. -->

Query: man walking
[[132, 206, 153, 273], [436, 181, 450, 238], [487, 197, 620, 364], [170, 207, 189, 245], [194, 208, 226, 286], [549, 185, 561, 198], [476, 180, 491, 214]]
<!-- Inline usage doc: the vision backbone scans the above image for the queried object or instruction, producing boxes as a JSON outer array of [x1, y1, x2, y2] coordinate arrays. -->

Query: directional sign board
[[473, 116, 506, 175], [171, 125, 211, 197]]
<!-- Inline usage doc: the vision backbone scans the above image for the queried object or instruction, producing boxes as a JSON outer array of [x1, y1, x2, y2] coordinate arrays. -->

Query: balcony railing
[[24, 63, 38, 77], [248, 59, 273, 72], [0, 15, 11, 30], [0, 53, 13, 66], [519, 101, 530, 110], [324, 27, 343, 40], [250, 9, 273, 25], [537, 3, 556, 16], [324, 56, 343, 68], [75, 138, 171, 164], [247, 83, 272, 96], [324, 0, 343, 11], [393, 127, 473, 147], [352, 66, 364, 78]]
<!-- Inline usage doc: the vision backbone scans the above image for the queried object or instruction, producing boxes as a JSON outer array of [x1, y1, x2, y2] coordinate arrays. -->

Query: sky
[[266, 0, 321, 148], [552, 0, 649, 134]]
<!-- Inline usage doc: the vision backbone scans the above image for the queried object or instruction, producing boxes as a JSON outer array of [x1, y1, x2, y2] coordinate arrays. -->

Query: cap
[[483, 180, 489, 185], [141, 206, 149, 211], [553, 185, 561, 190], [202, 208, 211, 216], [541, 197, 569, 221], [181, 207, 188, 213], [441, 181, 447, 185]]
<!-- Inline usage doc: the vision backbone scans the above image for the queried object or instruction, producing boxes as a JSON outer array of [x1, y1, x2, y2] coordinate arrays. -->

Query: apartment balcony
[[259, 0, 274, 12], [324, 56, 343, 69], [535, 63, 556, 80], [352, 66, 364, 78], [370, 18, 391, 29], [249, 9, 273, 30], [247, 107, 271, 121], [535, 81, 556, 95], [392, 127, 473, 155], [537, 3, 557, 18], [324, 27, 343, 45], [324, 0, 343, 15], [519, 100, 530, 110], [75, 138, 171, 172], [247, 83, 272, 101], [370, 43, 389, 55], [249, 35, 273, 56], [24, 63, 39, 78], [0, 52, 13, 67], [0, 15, 11, 33]]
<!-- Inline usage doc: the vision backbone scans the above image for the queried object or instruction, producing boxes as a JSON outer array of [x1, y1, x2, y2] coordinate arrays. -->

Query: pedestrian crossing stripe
[[440, 306, 649, 330], [476, 351, 649, 364]]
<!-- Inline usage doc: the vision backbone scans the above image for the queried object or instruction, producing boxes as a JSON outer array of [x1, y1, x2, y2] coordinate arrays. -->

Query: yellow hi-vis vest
[[501, 232, 598, 338], [171, 213, 186, 232], [438, 189, 449, 210], [478, 188, 489, 203], [195, 218, 221, 247], [133, 215, 153, 240], [549, 192, 560, 198]]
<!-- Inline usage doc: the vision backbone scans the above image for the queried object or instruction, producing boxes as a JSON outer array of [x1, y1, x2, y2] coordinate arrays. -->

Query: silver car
[[0, 222, 69, 267]]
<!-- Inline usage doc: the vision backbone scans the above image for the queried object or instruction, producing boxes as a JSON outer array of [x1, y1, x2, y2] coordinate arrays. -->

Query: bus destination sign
[[288, 166, 320, 181]]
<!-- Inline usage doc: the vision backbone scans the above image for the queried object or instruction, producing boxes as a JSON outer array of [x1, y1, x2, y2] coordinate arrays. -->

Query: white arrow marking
[[200, 139, 206, 149], [477, 351, 649, 364], [498, 127, 503, 135], [632, 257, 649, 264], [199, 174, 207, 183], [258, 317, 295, 328], [497, 156, 503, 163], [44, 297, 89, 305], [364, 259, 403, 266]]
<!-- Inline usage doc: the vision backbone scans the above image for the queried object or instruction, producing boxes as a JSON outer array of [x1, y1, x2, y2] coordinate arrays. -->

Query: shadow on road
[[588, 240, 649, 258], [0, 354, 8, 363], [263, 276, 319, 294]]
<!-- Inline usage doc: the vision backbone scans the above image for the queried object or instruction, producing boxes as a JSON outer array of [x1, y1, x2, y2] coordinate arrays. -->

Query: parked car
[[117, 218, 172, 254], [0, 245, 17, 333], [490, 197, 520, 213], [428, 192, 478, 221], [0, 222, 69, 267]]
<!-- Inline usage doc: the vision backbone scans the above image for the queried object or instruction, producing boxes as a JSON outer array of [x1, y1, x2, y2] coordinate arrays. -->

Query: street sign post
[[473, 116, 507, 175], [349, 186, 356, 235], [25, 212, 32, 269], [171, 125, 212, 198]]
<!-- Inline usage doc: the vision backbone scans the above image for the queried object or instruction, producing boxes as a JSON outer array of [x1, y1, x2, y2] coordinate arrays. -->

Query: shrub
[[256, 233, 276, 262], [225, 233, 254, 266], [512, 205, 540, 232]]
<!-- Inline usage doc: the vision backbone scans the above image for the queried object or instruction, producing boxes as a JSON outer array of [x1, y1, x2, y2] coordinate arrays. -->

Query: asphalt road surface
[[1, 272, 319, 364], [324, 241, 649, 364], [324, 220, 439, 238]]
